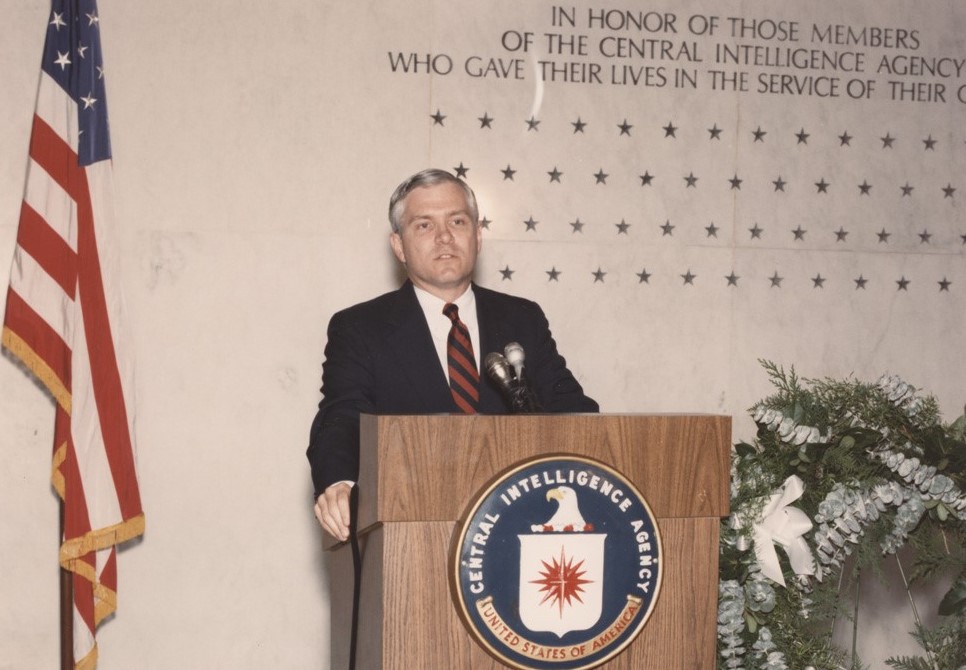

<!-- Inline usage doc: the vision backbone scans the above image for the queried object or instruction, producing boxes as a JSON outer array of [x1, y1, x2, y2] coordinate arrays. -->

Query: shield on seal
[[518, 532, 605, 637]]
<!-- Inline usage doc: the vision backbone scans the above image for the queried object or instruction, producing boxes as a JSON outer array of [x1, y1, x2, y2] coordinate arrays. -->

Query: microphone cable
[[348, 484, 361, 670]]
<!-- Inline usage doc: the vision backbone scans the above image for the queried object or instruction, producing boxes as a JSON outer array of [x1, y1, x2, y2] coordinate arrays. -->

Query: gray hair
[[388, 168, 479, 233]]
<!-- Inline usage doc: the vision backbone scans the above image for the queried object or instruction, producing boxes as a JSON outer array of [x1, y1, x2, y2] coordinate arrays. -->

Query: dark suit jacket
[[306, 281, 598, 495]]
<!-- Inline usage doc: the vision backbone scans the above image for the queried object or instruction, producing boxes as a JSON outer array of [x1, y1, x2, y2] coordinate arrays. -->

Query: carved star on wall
[[684, 172, 698, 187], [430, 109, 446, 126], [943, 183, 956, 198], [640, 172, 654, 186], [660, 220, 675, 236], [592, 267, 606, 283], [896, 276, 910, 290], [637, 268, 651, 284], [570, 219, 584, 233], [708, 124, 723, 140], [938, 277, 951, 291], [453, 162, 469, 178], [769, 272, 783, 287], [749, 224, 763, 239], [923, 135, 937, 150], [615, 219, 630, 234], [572, 117, 587, 133], [792, 226, 807, 241], [752, 126, 766, 142], [901, 183, 914, 196], [478, 112, 494, 129], [681, 270, 696, 285], [834, 227, 849, 242], [706, 222, 719, 237], [526, 116, 540, 131], [500, 265, 514, 280], [501, 165, 516, 180], [858, 180, 872, 195], [919, 230, 932, 244], [854, 275, 868, 290], [815, 178, 830, 193], [524, 217, 538, 231], [812, 274, 826, 288], [594, 169, 608, 184], [617, 119, 633, 136], [773, 176, 787, 192], [838, 131, 852, 146], [663, 121, 677, 138], [881, 133, 896, 148], [480, 217, 491, 230], [796, 128, 809, 144], [725, 272, 740, 286], [548, 167, 563, 183], [546, 267, 561, 281]]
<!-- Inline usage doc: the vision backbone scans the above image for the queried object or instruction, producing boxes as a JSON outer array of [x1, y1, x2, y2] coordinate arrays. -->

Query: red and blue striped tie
[[443, 303, 479, 414]]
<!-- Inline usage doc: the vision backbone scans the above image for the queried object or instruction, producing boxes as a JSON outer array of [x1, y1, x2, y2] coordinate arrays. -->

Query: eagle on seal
[[531, 486, 594, 532]]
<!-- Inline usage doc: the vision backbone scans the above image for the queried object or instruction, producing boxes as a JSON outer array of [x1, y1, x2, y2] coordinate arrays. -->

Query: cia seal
[[452, 455, 662, 670]]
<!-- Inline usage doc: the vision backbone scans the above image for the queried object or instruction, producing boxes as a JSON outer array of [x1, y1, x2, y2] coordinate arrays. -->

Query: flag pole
[[59, 501, 73, 670]]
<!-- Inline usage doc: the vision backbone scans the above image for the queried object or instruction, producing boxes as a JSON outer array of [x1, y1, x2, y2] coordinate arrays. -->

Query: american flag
[[2, 1, 144, 667]]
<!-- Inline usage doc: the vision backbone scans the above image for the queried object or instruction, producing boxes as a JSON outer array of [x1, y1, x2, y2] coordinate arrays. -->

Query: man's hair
[[388, 168, 479, 233]]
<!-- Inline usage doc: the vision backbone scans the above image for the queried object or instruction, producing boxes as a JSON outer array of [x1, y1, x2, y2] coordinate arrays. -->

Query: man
[[308, 169, 598, 541]]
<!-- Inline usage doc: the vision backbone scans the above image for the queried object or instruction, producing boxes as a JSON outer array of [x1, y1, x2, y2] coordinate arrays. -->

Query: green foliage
[[720, 363, 966, 669], [886, 617, 966, 669]]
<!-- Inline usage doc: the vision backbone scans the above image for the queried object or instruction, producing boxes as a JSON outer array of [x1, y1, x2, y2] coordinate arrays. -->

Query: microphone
[[504, 342, 525, 380], [485, 346, 542, 413], [504, 342, 542, 412], [484, 352, 516, 396], [484, 352, 530, 413]]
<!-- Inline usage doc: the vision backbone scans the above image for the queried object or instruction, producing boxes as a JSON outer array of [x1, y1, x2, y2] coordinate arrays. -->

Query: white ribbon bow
[[736, 475, 817, 587]]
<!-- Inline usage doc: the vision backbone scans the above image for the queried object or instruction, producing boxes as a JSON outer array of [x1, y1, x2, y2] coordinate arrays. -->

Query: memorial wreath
[[718, 362, 966, 669]]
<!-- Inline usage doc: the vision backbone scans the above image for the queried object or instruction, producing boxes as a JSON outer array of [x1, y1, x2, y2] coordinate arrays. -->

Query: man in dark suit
[[309, 169, 598, 540]]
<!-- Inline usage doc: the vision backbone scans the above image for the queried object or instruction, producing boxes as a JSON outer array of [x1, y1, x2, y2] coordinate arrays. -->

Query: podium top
[[355, 413, 730, 534]]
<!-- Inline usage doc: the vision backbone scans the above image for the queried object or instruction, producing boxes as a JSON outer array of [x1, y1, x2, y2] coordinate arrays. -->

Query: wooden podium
[[327, 413, 731, 669]]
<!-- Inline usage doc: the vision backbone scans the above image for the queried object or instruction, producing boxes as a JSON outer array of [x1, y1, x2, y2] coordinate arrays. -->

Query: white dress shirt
[[412, 284, 481, 381]]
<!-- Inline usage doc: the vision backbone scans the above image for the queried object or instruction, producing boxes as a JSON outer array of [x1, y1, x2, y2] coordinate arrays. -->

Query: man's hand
[[314, 482, 352, 541]]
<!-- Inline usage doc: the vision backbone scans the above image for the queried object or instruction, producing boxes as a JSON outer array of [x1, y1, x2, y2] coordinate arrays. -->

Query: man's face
[[390, 181, 482, 302]]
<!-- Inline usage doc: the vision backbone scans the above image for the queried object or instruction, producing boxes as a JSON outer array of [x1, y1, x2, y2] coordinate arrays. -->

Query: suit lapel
[[473, 285, 512, 412], [382, 282, 454, 411]]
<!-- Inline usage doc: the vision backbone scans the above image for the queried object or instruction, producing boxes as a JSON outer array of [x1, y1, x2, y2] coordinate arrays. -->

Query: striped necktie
[[442, 303, 479, 414]]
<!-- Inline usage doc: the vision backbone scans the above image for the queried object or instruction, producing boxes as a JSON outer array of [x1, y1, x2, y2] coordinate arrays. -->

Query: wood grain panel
[[329, 517, 720, 669], [358, 414, 730, 532]]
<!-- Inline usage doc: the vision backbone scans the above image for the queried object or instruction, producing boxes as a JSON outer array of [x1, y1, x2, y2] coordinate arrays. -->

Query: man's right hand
[[314, 482, 352, 542]]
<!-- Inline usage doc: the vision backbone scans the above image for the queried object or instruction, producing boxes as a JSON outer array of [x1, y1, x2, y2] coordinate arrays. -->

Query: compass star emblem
[[531, 547, 594, 616]]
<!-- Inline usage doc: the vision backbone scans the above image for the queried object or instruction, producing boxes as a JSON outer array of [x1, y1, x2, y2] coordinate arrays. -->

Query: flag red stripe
[[28, 116, 76, 200], [27, 113, 142, 519], [73, 560, 96, 632], [74, 168, 143, 518], [16, 201, 78, 297], [62, 433, 94, 541], [3, 288, 72, 392]]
